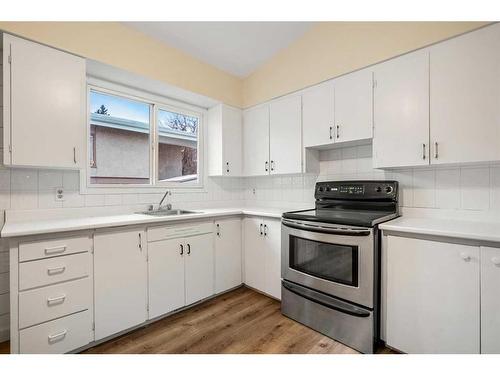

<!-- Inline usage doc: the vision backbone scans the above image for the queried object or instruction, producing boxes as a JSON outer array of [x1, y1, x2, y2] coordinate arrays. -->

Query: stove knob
[[375, 186, 382, 193], [385, 186, 393, 194]]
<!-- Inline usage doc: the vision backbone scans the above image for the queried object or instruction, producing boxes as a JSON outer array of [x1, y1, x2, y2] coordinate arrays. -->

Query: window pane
[[89, 91, 151, 184], [157, 109, 199, 183]]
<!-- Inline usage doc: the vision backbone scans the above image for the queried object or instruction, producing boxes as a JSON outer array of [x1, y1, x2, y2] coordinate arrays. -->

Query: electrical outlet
[[55, 187, 64, 201]]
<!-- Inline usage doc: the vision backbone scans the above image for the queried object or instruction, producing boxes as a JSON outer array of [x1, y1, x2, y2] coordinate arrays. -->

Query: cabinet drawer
[[19, 252, 90, 291], [148, 222, 212, 242], [19, 278, 91, 329], [19, 235, 92, 262], [19, 310, 92, 354]]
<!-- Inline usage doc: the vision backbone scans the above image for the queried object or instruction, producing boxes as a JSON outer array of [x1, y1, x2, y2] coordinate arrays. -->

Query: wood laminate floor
[[1, 287, 395, 354]]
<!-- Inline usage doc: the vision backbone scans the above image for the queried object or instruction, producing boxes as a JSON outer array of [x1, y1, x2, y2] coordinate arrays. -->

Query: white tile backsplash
[[413, 169, 436, 208], [461, 167, 490, 210], [435, 169, 461, 209]]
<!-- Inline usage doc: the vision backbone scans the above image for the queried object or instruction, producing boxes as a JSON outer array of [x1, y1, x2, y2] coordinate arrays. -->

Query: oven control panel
[[315, 180, 398, 200]]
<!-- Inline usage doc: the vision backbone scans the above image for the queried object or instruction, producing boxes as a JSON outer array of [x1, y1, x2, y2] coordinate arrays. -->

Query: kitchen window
[[87, 85, 203, 189]]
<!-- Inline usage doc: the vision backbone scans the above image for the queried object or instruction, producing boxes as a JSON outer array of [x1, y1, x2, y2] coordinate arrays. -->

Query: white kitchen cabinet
[[148, 238, 185, 319], [208, 104, 242, 176], [302, 81, 335, 148], [480, 246, 500, 354], [334, 68, 373, 143], [2, 33, 85, 169], [214, 218, 242, 294], [430, 23, 500, 165], [243, 217, 281, 300], [269, 94, 303, 175], [94, 228, 148, 341], [386, 235, 480, 353], [185, 233, 215, 305], [242, 104, 270, 176], [373, 49, 430, 168]]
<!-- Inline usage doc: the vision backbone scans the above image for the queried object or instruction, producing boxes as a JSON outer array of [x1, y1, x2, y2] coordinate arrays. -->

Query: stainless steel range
[[281, 180, 399, 353]]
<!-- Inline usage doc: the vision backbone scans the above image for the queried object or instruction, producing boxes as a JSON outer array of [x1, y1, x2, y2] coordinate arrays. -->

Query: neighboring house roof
[[90, 113, 197, 143]]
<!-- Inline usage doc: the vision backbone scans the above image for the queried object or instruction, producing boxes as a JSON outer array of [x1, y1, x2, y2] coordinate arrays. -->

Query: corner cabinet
[[480, 246, 500, 354], [242, 104, 270, 176], [214, 218, 242, 294], [2, 33, 86, 169], [207, 104, 242, 176]]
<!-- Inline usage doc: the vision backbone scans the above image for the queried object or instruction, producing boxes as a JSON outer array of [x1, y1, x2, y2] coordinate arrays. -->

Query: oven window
[[289, 236, 359, 287]]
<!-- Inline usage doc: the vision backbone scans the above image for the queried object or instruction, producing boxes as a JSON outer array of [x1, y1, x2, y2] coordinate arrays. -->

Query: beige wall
[[0, 22, 490, 109], [242, 22, 490, 108], [0, 22, 243, 107]]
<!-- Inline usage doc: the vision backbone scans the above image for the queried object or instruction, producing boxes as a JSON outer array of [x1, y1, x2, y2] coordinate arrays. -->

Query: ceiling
[[123, 22, 314, 78]]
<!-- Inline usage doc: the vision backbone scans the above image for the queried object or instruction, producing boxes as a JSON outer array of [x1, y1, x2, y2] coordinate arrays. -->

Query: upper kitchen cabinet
[[334, 68, 373, 143], [2, 34, 86, 169], [302, 81, 334, 148], [429, 23, 500, 165], [242, 104, 270, 176], [373, 49, 430, 168], [208, 104, 243, 176], [269, 94, 302, 175]]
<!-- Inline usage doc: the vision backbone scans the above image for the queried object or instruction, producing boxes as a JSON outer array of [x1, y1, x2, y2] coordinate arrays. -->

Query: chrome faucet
[[158, 190, 172, 210]]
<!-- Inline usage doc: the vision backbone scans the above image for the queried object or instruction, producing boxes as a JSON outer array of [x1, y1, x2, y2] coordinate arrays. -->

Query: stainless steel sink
[[140, 209, 199, 216]]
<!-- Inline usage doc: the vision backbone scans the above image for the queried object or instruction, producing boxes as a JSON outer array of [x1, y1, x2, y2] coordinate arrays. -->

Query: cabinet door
[[386, 236, 480, 353], [94, 229, 147, 341], [243, 217, 266, 292], [263, 219, 282, 300], [269, 95, 302, 175], [185, 233, 214, 305], [373, 50, 430, 168], [242, 105, 269, 176], [215, 218, 242, 294], [334, 68, 373, 143], [430, 24, 500, 165], [148, 238, 185, 319], [222, 106, 242, 176], [480, 246, 500, 353], [302, 81, 334, 147], [3, 34, 85, 168]]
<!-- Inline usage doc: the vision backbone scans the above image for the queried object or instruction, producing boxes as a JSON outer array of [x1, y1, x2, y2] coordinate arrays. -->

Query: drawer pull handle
[[44, 245, 67, 255], [48, 329, 67, 343], [47, 266, 66, 275], [491, 257, 500, 266], [47, 294, 66, 306]]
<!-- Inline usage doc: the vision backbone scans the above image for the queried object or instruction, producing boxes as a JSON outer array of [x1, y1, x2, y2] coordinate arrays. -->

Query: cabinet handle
[[47, 294, 66, 306], [73, 147, 77, 164], [48, 330, 67, 343], [264, 224, 268, 236], [434, 142, 439, 159], [226, 162, 229, 173], [491, 257, 500, 266], [260, 223, 263, 236], [187, 244, 191, 255], [265, 161, 269, 172], [44, 245, 67, 255], [270, 160, 275, 172], [460, 253, 471, 262], [336, 125, 340, 139], [329, 126, 333, 140], [47, 266, 66, 275], [422, 143, 426, 160], [180, 244, 184, 255], [216, 223, 220, 236], [138, 233, 142, 251]]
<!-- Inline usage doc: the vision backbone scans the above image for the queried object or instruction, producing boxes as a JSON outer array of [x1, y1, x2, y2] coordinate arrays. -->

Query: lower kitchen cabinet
[[148, 238, 185, 319], [480, 246, 500, 354], [93, 228, 148, 341], [243, 217, 281, 300], [386, 235, 480, 353], [214, 218, 242, 294], [185, 233, 215, 305]]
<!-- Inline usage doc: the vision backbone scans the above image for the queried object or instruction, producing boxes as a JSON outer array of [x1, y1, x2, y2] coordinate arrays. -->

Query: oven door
[[281, 218, 375, 308]]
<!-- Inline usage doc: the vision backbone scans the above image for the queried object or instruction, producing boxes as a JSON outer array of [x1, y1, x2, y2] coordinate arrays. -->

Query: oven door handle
[[282, 280, 371, 318], [282, 220, 370, 236]]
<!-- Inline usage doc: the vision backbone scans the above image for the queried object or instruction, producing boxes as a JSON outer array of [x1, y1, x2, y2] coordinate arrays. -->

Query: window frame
[[82, 78, 206, 194]]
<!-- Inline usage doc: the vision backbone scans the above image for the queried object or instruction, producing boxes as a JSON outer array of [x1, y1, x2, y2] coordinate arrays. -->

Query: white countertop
[[379, 216, 500, 244], [0, 206, 291, 238]]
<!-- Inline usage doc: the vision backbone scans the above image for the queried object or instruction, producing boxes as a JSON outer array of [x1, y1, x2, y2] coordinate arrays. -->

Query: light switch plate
[[55, 187, 64, 201]]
